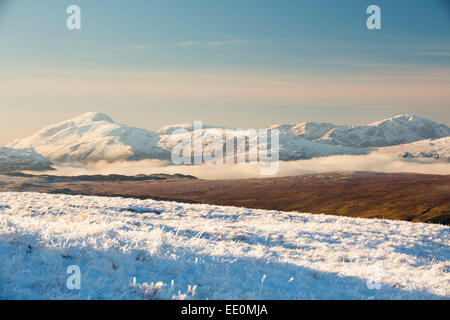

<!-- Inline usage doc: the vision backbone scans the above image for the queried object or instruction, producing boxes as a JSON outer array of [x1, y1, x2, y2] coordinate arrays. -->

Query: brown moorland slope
[[1, 171, 449, 224]]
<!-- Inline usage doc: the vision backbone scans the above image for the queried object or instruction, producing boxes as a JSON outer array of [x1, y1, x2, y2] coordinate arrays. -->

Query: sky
[[0, 0, 449, 144]]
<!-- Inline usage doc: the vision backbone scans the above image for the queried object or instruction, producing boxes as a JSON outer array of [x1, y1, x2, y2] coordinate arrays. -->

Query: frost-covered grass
[[0, 192, 449, 300]]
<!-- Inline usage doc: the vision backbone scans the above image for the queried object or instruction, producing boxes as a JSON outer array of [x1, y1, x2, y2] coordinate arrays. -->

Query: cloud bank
[[32, 154, 450, 180]]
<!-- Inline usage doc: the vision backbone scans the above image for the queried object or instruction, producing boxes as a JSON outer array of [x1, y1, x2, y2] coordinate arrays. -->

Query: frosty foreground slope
[[0, 192, 448, 299]]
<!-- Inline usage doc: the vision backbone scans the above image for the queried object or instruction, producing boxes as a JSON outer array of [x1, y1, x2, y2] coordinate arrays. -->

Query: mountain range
[[2, 112, 450, 171]]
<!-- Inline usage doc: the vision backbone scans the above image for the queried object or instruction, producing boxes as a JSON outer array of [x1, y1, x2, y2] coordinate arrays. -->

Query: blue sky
[[0, 0, 449, 143]]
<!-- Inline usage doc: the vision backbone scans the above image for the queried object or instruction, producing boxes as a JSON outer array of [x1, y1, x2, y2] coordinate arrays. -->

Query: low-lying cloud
[[32, 153, 450, 180]]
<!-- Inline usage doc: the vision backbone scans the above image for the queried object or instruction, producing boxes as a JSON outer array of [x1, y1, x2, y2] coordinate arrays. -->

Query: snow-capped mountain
[[315, 114, 450, 147], [273, 114, 450, 148], [377, 137, 450, 161], [158, 127, 371, 162], [158, 122, 227, 135], [272, 133, 370, 160], [0, 147, 53, 172], [6, 112, 170, 163], [4, 112, 449, 164], [269, 122, 338, 140]]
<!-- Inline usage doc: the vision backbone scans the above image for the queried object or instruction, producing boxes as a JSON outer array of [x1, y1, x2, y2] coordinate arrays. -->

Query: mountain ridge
[[0, 147, 54, 172], [4, 112, 450, 164]]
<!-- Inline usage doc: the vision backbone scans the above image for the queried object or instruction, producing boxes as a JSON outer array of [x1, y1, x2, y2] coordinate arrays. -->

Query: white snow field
[[0, 192, 449, 300]]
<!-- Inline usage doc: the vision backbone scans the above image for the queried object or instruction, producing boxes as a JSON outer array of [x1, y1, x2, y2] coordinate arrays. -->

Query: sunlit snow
[[0, 192, 448, 299]]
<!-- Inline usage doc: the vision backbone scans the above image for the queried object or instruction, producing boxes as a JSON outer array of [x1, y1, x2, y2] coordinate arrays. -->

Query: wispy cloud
[[415, 51, 450, 57], [178, 39, 248, 48], [73, 40, 98, 46], [178, 41, 199, 47], [207, 39, 247, 47], [71, 41, 154, 50], [120, 44, 154, 50]]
